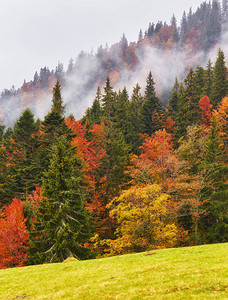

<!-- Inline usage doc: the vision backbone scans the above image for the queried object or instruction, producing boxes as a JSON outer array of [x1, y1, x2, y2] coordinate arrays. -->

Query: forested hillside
[[0, 0, 228, 125], [0, 0, 227, 269]]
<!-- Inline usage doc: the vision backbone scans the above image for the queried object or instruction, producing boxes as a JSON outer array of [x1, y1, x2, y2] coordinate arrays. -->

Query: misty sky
[[0, 0, 207, 91]]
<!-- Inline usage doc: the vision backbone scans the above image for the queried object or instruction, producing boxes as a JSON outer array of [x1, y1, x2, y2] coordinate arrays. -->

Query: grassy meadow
[[0, 243, 227, 299]]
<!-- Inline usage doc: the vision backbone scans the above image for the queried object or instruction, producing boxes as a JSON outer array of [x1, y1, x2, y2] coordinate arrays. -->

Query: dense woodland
[[0, 0, 227, 269]]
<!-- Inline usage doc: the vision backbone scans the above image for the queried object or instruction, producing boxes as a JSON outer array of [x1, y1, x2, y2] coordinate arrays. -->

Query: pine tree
[[205, 114, 221, 164], [180, 11, 188, 47], [167, 78, 180, 120], [83, 87, 102, 126], [115, 86, 129, 137], [173, 83, 188, 148], [126, 84, 144, 154], [203, 60, 214, 98], [98, 125, 130, 239], [29, 136, 92, 263], [0, 124, 5, 142], [33, 71, 39, 86], [141, 71, 163, 135], [0, 109, 39, 202], [51, 80, 65, 115], [13, 108, 38, 149], [210, 48, 228, 107], [138, 29, 143, 41], [170, 14, 179, 43], [35, 81, 69, 177], [200, 114, 228, 243], [101, 77, 116, 120]]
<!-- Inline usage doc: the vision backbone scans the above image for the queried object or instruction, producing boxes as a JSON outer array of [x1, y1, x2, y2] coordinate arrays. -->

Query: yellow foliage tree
[[96, 184, 178, 256]]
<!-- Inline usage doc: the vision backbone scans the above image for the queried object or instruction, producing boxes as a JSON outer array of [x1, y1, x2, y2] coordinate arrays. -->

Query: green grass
[[0, 243, 227, 299]]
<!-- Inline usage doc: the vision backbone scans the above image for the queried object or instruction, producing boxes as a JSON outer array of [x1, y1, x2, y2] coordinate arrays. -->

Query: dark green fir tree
[[210, 48, 228, 107], [141, 71, 163, 135], [29, 136, 92, 264]]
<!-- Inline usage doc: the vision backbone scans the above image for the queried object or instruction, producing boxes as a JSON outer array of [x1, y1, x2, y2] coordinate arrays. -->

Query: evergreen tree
[[141, 71, 163, 135], [180, 11, 188, 47], [203, 60, 214, 98], [101, 77, 116, 120], [83, 87, 102, 126], [0, 109, 39, 202], [167, 78, 180, 120], [173, 83, 188, 148], [33, 71, 39, 86], [36, 81, 69, 176], [126, 84, 144, 154], [115, 86, 129, 137], [98, 125, 130, 239], [205, 114, 222, 164], [138, 29, 143, 41], [210, 48, 228, 107], [147, 23, 155, 39], [0, 124, 5, 142], [170, 14, 179, 43], [67, 58, 74, 73], [183, 68, 197, 125], [200, 114, 228, 243], [190, 66, 205, 123], [55, 62, 64, 83], [51, 80, 65, 115], [29, 136, 92, 263]]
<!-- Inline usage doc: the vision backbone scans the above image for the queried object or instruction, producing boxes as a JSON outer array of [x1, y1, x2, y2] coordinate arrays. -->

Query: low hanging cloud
[[0, 32, 227, 127]]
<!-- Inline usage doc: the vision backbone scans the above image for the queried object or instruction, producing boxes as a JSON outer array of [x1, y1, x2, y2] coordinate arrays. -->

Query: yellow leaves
[[103, 184, 179, 255]]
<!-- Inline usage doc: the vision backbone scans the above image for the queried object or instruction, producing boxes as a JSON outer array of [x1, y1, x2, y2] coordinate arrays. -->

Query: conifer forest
[[0, 0, 227, 268]]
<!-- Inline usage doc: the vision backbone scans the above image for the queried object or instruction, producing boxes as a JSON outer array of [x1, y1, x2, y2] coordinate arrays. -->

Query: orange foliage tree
[[65, 118, 106, 228], [214, 96, 228, 160], [199, 96, 212, 128], [0, 198, 28, 269], [128, 129, 179, 189]]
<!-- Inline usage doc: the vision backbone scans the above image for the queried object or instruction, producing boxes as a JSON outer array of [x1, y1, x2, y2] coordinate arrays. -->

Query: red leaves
[[66, 118, 106, 215], [66, 118, 105, 180], [128, 129, 179, 188], [0, 198, 28, 269], [199, 96, 212, 128]]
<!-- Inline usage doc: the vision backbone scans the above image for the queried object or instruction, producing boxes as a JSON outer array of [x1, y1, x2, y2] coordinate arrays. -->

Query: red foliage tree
[[65, 118, 106, 212], [0, 198, 28, 269], [199, 96, 212, 128], [128, 129, 179, 189]]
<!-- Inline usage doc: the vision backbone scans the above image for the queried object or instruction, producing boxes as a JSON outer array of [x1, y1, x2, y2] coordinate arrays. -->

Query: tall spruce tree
[[115, 86, 129, 138], [0, 109, 39, 202], [101, 77, 116, 121], [173, 83, 188, 148], [83, 86, 102, 126], [203, 59, 214, 98], [51, 80, 65, 115], [210, 48, 228, 107], [126, 84, 144, 154], [141, 71, 163, 135], [36, 81, 69, 176], [29, 136, 92, 263], [167, 78, 180, 120], [180, 11, 188, 47], [200, 114, 228, 243]]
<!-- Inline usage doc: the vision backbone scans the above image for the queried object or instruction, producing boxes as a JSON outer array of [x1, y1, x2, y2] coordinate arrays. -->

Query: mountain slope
[[0, 0, 228, 126]]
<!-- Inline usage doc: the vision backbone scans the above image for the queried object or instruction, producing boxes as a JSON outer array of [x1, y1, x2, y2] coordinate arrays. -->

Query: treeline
[[0, 49, 227, 268], [1, 0, 228, 126], [142, 0, 226, 51]]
